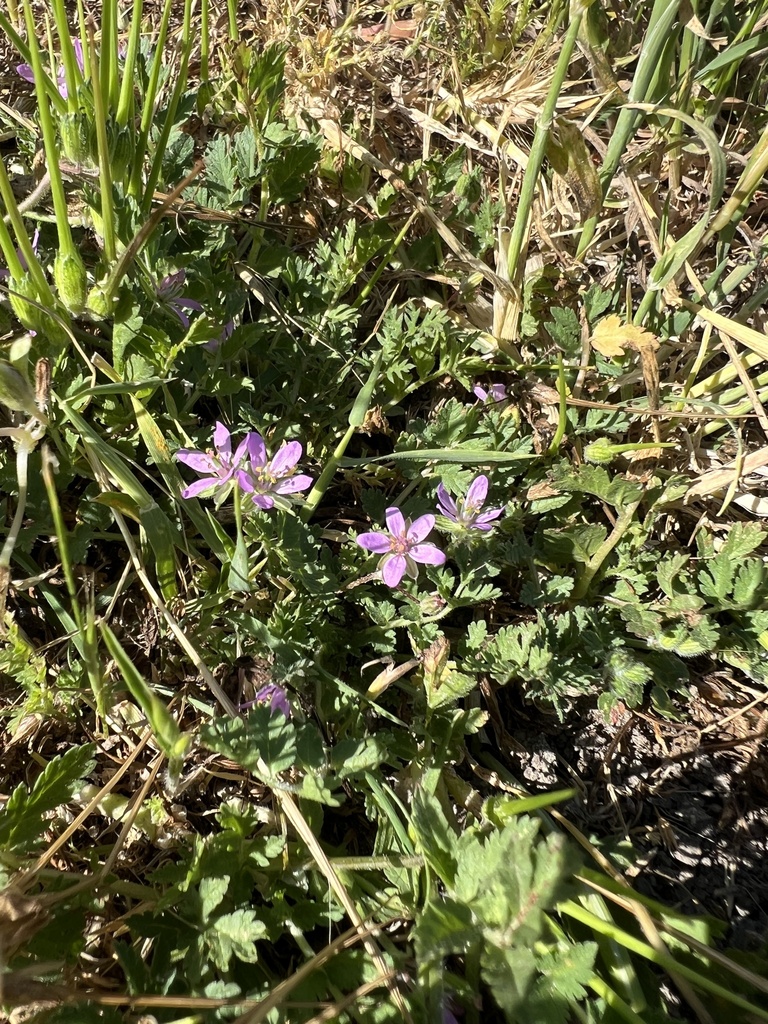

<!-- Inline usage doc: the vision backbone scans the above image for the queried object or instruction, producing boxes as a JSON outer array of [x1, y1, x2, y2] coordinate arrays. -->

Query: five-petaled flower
[[237, 435, 313, 510], [473, 383, 507, 403], [156, 269, 203, 330], [436, 474, 504, 532], [175, 421, 252, 500], [357, 508, 446, 587]]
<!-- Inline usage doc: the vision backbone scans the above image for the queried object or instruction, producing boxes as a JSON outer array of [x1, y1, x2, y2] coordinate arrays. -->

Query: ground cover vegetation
[[0, 0, 767, 1020]]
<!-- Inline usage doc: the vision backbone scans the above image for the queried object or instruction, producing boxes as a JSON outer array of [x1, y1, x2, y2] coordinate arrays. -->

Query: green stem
[[546, 353, 568, 455], [87, 22, 116, 264], [48, 0, 82, 109], [129, 0, 174, 200], [117, 0, 143, 127], [559, 901, 768, 1021], [505, 5, 584, 288], [140, 0, 194, 217], [21, 0, 78, 266], [571, 498, 642, 601]]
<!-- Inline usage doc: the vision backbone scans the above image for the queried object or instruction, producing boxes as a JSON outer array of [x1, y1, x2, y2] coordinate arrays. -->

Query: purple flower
[[175, 421, 253, 499], [473, 383, 507, 403], [203, 318, 235, 353], [236, 435, 313, 510], [357, 507, 447, 587], [241, 682, 291, 718], [436, 475, 504, 532], [156, 269, 204, 330], [17, 40, 84, 100]]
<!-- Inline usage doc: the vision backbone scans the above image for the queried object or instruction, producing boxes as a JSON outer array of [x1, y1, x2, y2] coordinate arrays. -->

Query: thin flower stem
[[117, 0, 143, 127], [87, 21, 116, 264], [571, 498, 643, 601], [0, 427, 37, 626], [505, 5, 584, 304]]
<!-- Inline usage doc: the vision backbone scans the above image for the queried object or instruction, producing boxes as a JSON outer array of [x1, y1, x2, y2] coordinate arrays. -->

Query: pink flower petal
[[232, 434, 253, 468], [407, 514, 435, 544], [473, 385, 488, 402], [213, 422, 232, 457], [181, 476, 222, 498], [465, 475, 489, 508], [382, 554, 407, 587], [245, 432, 267, 469], [357, 532, 392, 553], [274, 473, 313, 495], [436, 484, 457, 519], [476, 507, 504, 524], [175, 450, 218, 473], [409, 543, 446, 566], [269, 441, 302, 477], [252, 493, 275, 510], [235, 469, 255, 492], [385, 507, 406, 539]]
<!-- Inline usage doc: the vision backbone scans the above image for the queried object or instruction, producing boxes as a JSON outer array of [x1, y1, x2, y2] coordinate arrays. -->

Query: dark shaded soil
[[494, 678, 768, 950]]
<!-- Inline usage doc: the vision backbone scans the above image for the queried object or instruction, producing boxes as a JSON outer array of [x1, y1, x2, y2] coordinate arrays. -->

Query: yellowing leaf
[[590, 315, 659, 359]]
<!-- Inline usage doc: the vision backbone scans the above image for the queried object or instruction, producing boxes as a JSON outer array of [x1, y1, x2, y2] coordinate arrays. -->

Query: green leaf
[[410, 788, 459, 887], [200, 710, 297, 778], [203, 908, 267, 971], [413, 896, 476, 964], [0, 743, 95, 850]]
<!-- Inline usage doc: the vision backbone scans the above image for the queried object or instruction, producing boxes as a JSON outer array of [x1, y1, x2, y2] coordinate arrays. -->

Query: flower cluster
[[356, 474, 504, 588], [175, 422, 312, 510]]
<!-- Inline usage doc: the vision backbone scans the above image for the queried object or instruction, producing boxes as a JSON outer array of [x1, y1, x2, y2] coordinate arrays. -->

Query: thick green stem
[[21, 0, 78, 266]]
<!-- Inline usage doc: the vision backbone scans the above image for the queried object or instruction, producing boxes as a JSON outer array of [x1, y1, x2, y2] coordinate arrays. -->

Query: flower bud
[[86, 280, 117, 320], [0, 359, 39, 416], [419, 592, 447, 617], [54, 250, 87, 314], [584, 438, 618, 465], [59, 111, 93, 167]]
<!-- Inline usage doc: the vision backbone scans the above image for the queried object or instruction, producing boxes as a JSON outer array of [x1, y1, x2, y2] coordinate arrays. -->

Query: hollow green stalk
[[117, 0, 143, 127], [21, 0, 81, 273], [140, 0, 194, 217], [505, 2, 584, 288], [100, 0, 119, 110], [87, 22, 116, 264], [577, 0, 683, 259], [48, 0, 83, 110], [129, 0, 174, 200]]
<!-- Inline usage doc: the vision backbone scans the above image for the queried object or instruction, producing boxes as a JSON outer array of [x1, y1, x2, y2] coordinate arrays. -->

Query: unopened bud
[[419, 593, 448, 617], [584, 438, 618, 465], [86, 280, 117, 320], [59, 112, 93, 167], [54, 251, 87, 314], [0, 360, 39, 416]]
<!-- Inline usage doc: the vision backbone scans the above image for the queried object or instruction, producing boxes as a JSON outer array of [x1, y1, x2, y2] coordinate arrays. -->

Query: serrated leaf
[[731, 560, 765, 609], [204, 908, 267, 971], [410, 789, 459, 887], [200, 710, 297, 777], [413, 897, 476, 964], [0, 744, 95, 850], [199, 876, 230, 920]]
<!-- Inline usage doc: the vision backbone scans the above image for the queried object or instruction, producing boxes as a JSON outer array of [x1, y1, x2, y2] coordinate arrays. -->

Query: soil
[[493, 677, 768, 950]]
